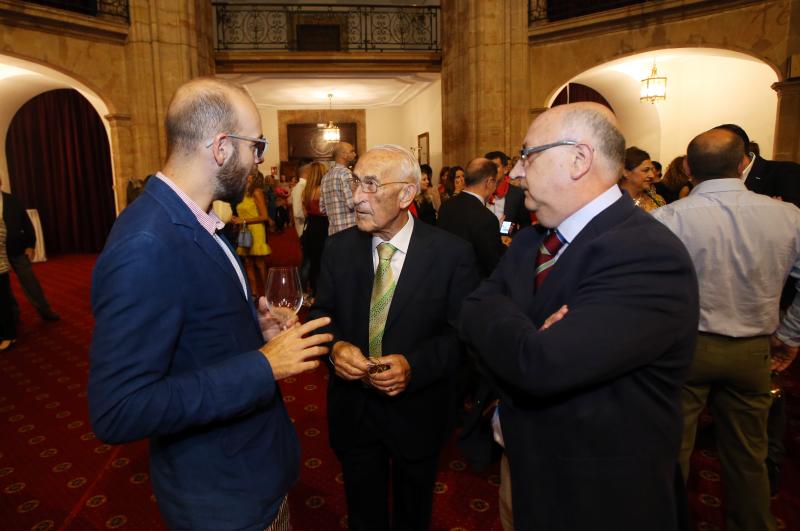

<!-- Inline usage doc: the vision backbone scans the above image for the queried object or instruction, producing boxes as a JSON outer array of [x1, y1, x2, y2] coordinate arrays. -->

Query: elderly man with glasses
[[310, 144, 479, 531], [460, 102, 699, 531]]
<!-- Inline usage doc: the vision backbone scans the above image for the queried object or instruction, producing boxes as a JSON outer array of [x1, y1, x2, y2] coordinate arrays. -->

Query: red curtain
[[5, 89, 116, 254], [551, 83, 614, 112]]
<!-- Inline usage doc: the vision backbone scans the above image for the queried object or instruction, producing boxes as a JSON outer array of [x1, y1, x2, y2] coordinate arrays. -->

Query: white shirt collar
[[557, 185, 622, 244], [463, 190, 486, 205], [371, 211, 414, 254]]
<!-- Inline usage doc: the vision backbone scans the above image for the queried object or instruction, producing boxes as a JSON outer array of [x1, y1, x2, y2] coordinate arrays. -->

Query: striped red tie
[[535, 230, 565, 290]]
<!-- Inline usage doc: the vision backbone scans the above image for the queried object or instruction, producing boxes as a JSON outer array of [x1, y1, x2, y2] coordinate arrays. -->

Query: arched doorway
[[6, 89, 115, 253], [546, 48, 779, 164]]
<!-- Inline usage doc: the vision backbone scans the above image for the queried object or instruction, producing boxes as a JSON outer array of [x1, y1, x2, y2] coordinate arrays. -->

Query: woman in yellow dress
[[233, 171, 272, 299]]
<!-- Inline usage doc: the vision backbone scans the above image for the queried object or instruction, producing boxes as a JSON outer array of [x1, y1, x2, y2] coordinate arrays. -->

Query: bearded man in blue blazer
[[460, 102, 699, 531], [88, 78, 332, 531]]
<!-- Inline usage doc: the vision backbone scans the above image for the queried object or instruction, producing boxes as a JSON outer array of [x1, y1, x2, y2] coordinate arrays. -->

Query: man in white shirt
[[653, 128, 800, 531]]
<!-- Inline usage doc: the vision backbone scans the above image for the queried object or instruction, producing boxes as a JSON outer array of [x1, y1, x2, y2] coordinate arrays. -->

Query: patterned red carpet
[[1, 229, 799, 530]]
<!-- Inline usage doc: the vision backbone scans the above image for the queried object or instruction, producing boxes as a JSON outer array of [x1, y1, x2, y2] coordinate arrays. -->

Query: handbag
[[237, 221, 253, 248]]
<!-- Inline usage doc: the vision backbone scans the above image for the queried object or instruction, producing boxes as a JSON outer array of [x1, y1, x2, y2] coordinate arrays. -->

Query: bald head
[[464, 158, 498, 188], [542, 102, 625, 180], [333, 142, 356, 164], [512, 102, 627, 228], [686, 129, 744, 181], [165, 77, 251, 159]]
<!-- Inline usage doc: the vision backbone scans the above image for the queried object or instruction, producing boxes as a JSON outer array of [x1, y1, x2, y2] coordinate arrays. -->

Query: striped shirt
[[320, 163, 356, 235], [155, 173, 248, 298]]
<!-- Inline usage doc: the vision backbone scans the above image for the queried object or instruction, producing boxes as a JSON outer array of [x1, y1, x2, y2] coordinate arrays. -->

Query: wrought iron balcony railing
[[25, 0, 129, 23], [213, 3, 440, 53]]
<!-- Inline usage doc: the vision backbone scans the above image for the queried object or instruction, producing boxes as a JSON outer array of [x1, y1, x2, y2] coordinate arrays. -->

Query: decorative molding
[[0, 0, 128, 43], [215, 51, 441, 74], [528, 0, 767, 44]]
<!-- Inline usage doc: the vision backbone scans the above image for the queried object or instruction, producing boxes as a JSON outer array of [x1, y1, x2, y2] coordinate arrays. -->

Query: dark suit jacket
[[1, 191, 36, 257], [746, 155, 800, 208], [502, 184, 531, 229], [460, 194, 699, 531], [88, 177, 298, 531], [310, 219, 479, 460], [437, 191, 505, 277]]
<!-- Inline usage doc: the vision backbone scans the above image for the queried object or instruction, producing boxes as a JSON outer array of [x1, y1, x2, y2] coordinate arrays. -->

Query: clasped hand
[[331, 341, 411, 397]]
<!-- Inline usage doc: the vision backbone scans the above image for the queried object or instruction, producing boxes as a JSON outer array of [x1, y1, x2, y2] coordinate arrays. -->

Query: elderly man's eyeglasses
[[519, 140, 578, 162], [206, 134, 268, 159], [349, 176, 411, 194]]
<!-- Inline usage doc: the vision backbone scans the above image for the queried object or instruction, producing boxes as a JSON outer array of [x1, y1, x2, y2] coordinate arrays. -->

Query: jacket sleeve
[[461, 237, 698, 398], [403, 241, 479, 391], [88, 232, 277, 444]]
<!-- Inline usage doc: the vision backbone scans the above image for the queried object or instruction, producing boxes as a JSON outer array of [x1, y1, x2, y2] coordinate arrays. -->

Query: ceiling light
[[640, 61, 667, 103], [321, 93, 340, 143]]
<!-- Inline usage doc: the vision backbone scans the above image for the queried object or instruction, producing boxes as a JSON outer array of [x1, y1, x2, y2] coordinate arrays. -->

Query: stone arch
[[537, 47, 779, 163], [0, 53, 121, 211]]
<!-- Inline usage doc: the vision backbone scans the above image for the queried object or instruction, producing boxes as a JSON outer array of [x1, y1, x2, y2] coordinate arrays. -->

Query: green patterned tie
[[368, 242, 399, 358]]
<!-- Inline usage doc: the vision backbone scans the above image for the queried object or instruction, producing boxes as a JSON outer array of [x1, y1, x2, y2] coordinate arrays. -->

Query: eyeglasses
[[519, 140, 578, 163], [349, 176, 412, 194], [206, 133, 268, 160]]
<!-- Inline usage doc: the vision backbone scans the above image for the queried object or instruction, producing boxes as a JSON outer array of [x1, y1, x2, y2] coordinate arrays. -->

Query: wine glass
[[265, 266, 304, 324]]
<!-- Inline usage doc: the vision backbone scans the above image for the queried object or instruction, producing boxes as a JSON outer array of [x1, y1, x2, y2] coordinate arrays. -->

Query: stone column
[[771, 79, 800, 162], [441, 0, 529, 166], [105, 113, 133, 211], [122, 0, 217, 189]]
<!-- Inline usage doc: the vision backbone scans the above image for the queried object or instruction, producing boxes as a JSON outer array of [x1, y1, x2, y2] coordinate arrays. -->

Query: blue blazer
[[461, 194, 699, 531], [88, 177, 299, 531]]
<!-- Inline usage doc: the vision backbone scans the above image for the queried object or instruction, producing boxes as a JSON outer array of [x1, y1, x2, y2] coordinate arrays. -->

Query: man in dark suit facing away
[[310, 144, 479, 531], [88, 77, 332, 531], [485, 150, 531, 233], [437, 157, 507, 278], [461, 102, 699, 531]]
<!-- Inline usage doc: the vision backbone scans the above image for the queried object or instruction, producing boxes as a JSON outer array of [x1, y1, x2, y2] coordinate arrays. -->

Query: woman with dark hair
[[416, 164, 440, 225], [442, 165, 465, 203], [655, 155, 693, 204], [437, 166, 450, 199], [619, 146, 665, 212], [300, 162, 329, 298], [233, 171, 272, 298]]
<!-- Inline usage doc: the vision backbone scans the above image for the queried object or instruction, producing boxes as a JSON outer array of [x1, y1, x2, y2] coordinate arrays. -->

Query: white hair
[[369, 144, 421, 189]]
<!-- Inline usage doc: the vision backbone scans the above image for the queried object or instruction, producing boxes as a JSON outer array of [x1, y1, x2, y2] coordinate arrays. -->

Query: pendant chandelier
[[322, 93, 340, 142], [640, 61, 667, 103]]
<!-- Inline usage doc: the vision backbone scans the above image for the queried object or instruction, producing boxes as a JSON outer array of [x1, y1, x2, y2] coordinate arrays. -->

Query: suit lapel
[[384, 221, 432, 331], [355, 231, 375, 347], [147, 177, 255, 316], [530, 194, 636, 317]]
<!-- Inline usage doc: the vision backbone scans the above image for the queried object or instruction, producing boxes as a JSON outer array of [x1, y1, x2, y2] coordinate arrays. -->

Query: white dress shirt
[[652, 178, 800, 344], [371, 211, 414, 280]]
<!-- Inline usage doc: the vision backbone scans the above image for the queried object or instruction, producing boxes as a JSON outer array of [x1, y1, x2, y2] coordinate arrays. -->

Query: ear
[[569, 143, 593, 181], [208, 133, 228, 167], [737, 154, 748, 176], [682, 157, 693, 178], [398, 183, 418, 208]]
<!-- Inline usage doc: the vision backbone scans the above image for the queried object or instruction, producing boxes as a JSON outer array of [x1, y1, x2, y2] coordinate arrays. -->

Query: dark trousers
[[300, 215, 328, 296], [9, 253, 52, 317], [0, 272, 15, 339], [334, 404, 439, 531]]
